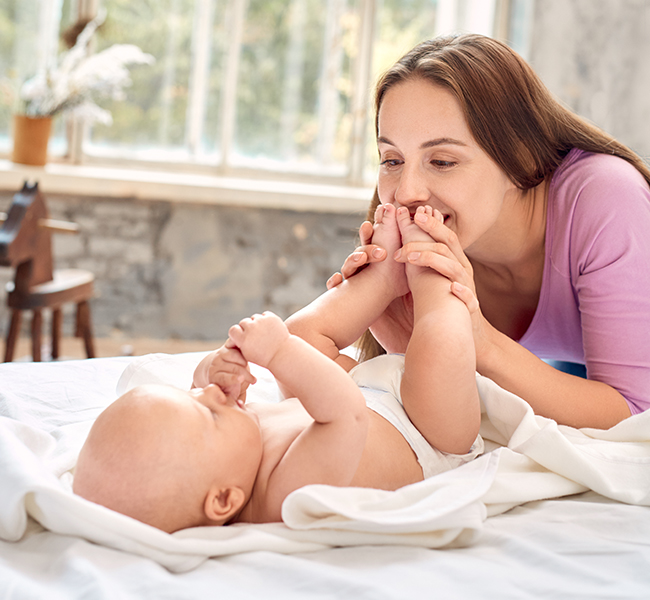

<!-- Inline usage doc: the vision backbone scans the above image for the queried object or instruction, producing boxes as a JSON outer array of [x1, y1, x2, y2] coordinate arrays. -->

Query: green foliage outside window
[[1, 0, 500, 184]]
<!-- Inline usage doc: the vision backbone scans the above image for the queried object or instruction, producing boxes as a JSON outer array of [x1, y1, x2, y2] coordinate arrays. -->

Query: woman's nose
[[393, 164, 430, 208]]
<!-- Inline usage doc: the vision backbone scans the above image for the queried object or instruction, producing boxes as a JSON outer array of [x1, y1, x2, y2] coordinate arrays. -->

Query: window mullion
[[38, 0, 64, 72], [348, 0, 375, 186], [69, 0, 99, 164], [186, 0, 214, 157], [218, 0, 247, 171]]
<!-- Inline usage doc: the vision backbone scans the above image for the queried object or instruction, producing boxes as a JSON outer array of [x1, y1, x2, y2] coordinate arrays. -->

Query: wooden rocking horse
[[0, 182, 95, 361]]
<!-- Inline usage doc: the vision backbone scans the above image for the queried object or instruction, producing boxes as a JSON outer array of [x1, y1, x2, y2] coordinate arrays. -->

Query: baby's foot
[[369, 203, 408, 295], [372, 203, 402, 256], [395, 205, 436, 245], [396, 206, 440, 283]]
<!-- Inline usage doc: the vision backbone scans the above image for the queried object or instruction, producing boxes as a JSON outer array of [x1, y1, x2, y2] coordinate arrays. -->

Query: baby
[[73, 204, 482, 533]]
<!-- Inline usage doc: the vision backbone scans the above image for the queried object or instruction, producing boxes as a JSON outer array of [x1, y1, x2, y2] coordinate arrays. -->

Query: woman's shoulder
[[553, 149, 649, 200], [550, 148, 650, 219], [547, 148, 650, 274]]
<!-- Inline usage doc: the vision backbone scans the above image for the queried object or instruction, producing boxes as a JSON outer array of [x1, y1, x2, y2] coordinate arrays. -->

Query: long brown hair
[[357, 33, 650, 361], [375, 33, 650, 189]]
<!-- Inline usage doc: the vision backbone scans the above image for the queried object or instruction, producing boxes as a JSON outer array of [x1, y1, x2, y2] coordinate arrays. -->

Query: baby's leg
[[395, 206, 480, 455]]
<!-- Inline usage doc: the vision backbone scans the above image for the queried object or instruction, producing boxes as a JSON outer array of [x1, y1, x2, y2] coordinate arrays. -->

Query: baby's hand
[[228, 311, 290, 369], [192, 342, 256, 401]]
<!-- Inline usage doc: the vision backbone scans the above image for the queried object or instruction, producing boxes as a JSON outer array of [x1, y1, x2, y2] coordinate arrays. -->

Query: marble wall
[[528, 0, 650, 160]]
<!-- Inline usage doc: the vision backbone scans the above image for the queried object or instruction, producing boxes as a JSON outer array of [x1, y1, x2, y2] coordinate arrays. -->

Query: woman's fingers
[[327, 219, 390, 288], [408, 251, 470, 284], [359, 220, 374, 245], [451, 281, 480, 314], [326, 272, 344, 290], [336, 245, 386, 280], [411, 209, 471, 269]]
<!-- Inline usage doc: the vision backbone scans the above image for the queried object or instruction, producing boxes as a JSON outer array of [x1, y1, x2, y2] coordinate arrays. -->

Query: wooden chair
[[0, 182, 95, 362]]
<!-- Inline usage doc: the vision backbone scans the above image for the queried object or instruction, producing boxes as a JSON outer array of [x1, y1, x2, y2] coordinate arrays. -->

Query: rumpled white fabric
[[1, 352, 649, 572]]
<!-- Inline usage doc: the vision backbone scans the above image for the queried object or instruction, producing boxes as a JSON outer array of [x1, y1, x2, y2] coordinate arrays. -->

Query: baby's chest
[[254, 399, 313, 471]]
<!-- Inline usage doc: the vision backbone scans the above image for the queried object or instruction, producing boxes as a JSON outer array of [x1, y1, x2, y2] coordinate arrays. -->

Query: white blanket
[[1, 353, 649, 572]]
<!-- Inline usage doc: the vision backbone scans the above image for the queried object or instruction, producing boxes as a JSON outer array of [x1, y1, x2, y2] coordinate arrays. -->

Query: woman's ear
[[203, 486, 246, 525]]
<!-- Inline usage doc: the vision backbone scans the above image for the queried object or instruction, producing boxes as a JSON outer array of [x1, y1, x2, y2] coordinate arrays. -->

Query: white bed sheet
[[1, 354, 650, 599]]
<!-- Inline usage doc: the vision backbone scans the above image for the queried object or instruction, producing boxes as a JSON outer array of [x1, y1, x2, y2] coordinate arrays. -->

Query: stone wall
[[0, 192, 364, 341]]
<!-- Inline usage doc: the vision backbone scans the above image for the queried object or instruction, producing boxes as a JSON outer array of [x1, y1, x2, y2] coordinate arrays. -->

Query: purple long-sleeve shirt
[[519, 148, 650, 414]]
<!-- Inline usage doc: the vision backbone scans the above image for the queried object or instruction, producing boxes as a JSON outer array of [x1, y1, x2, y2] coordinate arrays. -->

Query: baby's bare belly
[[350, 410, 424, 490], [252, 399, 424, 491]]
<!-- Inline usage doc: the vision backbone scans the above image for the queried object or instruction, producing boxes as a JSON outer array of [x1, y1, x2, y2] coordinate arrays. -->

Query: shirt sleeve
[[570, 157, 650, 414]]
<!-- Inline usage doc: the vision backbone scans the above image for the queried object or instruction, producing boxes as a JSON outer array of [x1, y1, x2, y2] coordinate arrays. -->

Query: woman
[[327, 34, 650, 429]]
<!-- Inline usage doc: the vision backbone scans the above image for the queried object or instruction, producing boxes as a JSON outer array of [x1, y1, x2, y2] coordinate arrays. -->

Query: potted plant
[[12, 11, 154, 166]]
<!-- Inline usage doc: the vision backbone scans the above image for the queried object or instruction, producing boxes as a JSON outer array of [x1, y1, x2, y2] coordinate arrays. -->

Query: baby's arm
[[397, 207, 481, 455], [229, 312, 368, 516]]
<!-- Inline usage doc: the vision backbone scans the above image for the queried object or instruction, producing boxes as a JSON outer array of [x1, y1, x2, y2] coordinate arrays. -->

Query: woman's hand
[[369, 294, 414, 354], [396, 208, 494, 359], [393, 209, 476, 291], [326, 220, 389, 289]]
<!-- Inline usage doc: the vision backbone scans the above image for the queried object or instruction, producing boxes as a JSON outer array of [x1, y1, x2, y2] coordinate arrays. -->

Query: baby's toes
[[395, 206, 413, 232], [397, 206, 434, 244], [373, 203, 402, 252], [374, 204, 385, 225]]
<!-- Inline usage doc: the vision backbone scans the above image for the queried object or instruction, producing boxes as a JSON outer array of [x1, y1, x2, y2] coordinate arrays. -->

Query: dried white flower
[[18, 12, 154, 124]]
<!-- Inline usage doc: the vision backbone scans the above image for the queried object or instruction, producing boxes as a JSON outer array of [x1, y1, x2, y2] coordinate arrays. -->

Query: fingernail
[[414, 212, 427, 223], [372, 248, 385, 258], [393, 250, 401, 259], [352, 252, 363, 261], [408, 252, 421, 261], [434, 209, 444, 223]]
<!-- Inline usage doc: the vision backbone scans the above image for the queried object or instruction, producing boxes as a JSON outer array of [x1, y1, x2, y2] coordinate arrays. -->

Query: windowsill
[[0, 159, 374, 214]]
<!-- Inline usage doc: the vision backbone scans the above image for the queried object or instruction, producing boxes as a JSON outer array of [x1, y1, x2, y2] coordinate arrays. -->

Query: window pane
[[233, 0, 359, 176], [0, 0, 74, 154], [361, 0, 437, 180], [86, 0, 226, 161], [364, 0, 497, 182]]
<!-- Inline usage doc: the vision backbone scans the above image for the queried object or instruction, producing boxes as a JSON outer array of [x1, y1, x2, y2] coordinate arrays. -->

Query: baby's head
[[73, 383, 263, 533]]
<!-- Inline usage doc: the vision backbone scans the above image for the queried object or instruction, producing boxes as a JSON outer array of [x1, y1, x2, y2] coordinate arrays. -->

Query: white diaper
[[350, 354, 484, 479]]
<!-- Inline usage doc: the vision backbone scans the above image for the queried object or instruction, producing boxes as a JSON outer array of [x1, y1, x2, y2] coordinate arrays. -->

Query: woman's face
[[376, 78, 517, 253]]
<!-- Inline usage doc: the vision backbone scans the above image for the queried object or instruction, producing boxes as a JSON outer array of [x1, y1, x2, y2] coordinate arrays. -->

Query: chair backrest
[[0, 182, 53, 294]]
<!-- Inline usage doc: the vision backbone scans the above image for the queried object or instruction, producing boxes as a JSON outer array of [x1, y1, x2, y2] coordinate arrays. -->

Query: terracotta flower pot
[[11, 114, 53, 166]]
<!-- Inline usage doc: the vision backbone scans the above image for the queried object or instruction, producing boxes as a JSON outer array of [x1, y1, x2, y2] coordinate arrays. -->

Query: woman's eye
[[431, 160, 456, 169], [380, 159, 402, 168]]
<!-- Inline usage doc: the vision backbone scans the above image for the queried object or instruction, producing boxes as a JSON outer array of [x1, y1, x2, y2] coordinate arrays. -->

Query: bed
[[1, 351, 650, 599]]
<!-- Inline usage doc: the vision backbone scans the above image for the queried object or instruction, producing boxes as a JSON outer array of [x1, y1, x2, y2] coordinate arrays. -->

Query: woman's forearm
[[478, 328, 631, 429]]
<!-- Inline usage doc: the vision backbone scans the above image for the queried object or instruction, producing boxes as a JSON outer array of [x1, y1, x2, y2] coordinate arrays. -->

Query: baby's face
[[143, 383, 263, 476], [74, 383, 264, 531]]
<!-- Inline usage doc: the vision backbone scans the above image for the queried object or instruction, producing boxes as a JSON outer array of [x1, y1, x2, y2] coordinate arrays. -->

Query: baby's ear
[[203, 486, 246, 525]]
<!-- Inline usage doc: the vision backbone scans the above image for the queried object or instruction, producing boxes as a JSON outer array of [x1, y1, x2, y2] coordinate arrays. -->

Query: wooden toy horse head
[[0, 182, 54, 295]]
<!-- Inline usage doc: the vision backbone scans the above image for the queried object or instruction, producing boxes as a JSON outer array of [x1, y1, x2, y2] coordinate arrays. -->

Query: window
[[1, 0, 522, 188]]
